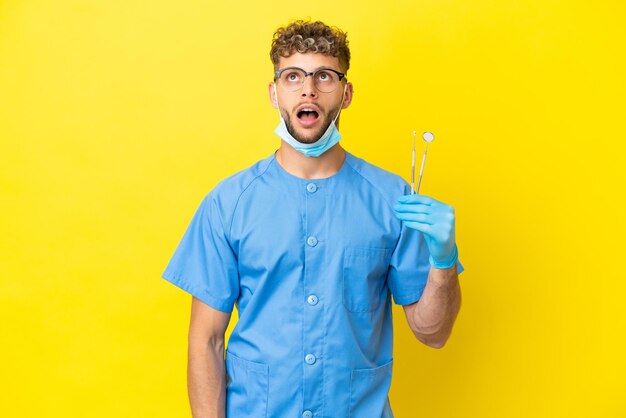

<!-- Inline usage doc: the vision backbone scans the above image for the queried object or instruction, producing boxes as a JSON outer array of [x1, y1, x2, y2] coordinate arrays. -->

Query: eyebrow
[[281, 66, 339, 72], [311, 66, 335, 71]]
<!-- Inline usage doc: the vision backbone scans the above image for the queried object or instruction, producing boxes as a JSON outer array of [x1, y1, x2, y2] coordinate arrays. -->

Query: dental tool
[[411, 131, 435, 195]]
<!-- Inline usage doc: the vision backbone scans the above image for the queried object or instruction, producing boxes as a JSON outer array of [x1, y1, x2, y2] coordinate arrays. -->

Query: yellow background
[[1, 0, 625, 416]]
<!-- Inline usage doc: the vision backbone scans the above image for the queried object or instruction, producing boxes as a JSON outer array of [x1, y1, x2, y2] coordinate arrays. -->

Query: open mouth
[[297, 108, 320, 125]]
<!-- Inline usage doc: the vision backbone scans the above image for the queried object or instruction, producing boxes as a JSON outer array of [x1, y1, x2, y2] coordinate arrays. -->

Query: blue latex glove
[[393, 194, 459, 269]]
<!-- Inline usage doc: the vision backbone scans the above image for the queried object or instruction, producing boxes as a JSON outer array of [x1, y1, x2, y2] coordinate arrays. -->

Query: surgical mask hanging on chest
[[273, 83, 346, 158]]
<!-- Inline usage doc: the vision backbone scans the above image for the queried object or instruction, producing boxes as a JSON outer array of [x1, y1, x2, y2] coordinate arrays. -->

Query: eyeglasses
[[274, 67, 346, 93]]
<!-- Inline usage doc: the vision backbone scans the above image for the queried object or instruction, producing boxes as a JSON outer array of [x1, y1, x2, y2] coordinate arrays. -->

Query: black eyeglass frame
[[274, 67, 347, 87]]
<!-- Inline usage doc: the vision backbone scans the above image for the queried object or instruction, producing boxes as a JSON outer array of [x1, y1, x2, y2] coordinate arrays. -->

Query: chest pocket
[[342, 247, 392, 312]]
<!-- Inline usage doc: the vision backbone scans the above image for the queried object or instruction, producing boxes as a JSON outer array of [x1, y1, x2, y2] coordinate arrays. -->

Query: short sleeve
[[162, 193, 240, 313], [387, 222, 465, 306]]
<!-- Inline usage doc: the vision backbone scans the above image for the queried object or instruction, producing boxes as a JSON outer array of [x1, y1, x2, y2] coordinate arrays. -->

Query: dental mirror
[[411, 131, 435, 194]]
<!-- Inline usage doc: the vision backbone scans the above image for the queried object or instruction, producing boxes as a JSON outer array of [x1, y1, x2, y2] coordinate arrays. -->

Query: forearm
[[188, 338, 227, 418], [411, 264, 461, 348]]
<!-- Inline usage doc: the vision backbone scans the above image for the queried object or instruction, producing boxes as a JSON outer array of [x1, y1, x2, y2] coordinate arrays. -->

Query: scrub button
[[302, 411, 313, 418], [306, 236, 318, 247], [307, 295, 319, 306], [306, 183, 317, 193], [305, 354, 316, 365]]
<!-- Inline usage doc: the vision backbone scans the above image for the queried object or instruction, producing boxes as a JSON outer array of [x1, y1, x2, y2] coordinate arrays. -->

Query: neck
[[275, 142, 346, 180]]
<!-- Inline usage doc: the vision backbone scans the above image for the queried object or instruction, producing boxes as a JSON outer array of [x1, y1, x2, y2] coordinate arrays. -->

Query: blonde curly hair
[[270, 20, 351, 73]]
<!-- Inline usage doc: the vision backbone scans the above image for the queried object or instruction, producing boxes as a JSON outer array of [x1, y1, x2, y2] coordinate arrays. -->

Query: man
[[163, 20, 464, 418]]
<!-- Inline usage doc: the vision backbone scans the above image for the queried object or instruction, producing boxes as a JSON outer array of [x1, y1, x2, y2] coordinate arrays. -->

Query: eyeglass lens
[[278, 69, 341, 93]]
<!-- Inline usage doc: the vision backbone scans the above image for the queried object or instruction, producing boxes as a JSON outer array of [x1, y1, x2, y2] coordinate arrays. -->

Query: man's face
[[269, 52, 353, 144]]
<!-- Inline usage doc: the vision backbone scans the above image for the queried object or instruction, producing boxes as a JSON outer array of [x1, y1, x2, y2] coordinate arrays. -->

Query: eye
[[317, 71, 331, 81], [283, 71, 302, 82]]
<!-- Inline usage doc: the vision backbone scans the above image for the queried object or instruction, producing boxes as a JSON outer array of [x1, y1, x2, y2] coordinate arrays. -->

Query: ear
[[268, 82, 278, 108], [341, 82, 354, 109]]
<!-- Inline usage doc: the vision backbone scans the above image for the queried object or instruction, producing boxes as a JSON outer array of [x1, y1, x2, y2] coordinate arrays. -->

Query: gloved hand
[[393, 194, 459, 269]]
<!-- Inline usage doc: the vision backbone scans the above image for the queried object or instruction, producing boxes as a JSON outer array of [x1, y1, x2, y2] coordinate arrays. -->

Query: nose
[[300, 75, 318, 98]]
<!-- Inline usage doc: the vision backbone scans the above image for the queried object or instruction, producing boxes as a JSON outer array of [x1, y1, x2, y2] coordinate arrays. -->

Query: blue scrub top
[[163, 151, 464, 418]]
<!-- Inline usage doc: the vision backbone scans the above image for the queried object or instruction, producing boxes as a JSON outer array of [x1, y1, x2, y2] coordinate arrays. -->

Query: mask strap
[[273, 82, 280, 109], [331, 84, 348, 124]]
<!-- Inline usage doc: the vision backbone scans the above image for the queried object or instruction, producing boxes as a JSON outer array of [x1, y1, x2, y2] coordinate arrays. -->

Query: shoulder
[[202, 154, 275, 217], [344, 151, 409, 207]]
